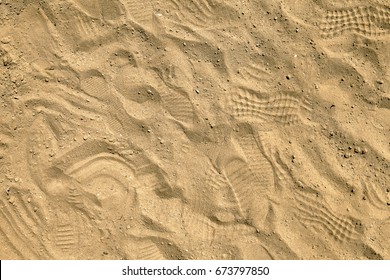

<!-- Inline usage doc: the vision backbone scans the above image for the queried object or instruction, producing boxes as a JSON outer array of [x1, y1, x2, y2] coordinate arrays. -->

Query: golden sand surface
[[0, 0, 389, 259]]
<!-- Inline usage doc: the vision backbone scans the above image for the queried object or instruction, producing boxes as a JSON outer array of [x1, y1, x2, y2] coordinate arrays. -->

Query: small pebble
[[1, 36, 11, 44], [8, 196, 15, 204], [344, 153, 352, 158]]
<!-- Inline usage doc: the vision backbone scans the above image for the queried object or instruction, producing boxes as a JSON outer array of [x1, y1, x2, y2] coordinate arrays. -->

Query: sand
[[0, 0, 389, 260]]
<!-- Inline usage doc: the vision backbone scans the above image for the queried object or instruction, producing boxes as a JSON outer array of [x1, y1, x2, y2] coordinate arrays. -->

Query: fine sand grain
[[0, 0, 389, 260]]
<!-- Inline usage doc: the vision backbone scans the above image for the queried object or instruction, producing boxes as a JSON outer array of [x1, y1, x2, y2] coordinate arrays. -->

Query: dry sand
[[0, 0, 389, 260]]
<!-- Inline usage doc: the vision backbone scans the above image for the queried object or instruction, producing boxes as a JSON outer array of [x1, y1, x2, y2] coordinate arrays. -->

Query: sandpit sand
[[0, 0, 389, 260]]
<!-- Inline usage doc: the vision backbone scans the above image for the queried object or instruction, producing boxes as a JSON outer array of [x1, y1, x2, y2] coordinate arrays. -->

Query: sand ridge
[[0, 0, 389, 259]]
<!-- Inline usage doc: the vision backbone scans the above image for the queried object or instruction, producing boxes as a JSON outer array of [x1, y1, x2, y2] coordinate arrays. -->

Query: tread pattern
[[54, 223, 78, 252], [362, 178, 390, 213], [137, 241, 166, 260], [0, 190, 52, 259], [125, 0, 153, 26], [201, 165, 242, 218], [160, 90, 195, 125], [236, 131, 275, 193], [260, 139, 294, 191], [168, 0, 218, 26], [182, 209, 215, 243], [294, 188, 363, 242], [223, 158, 270, 228], [230, 89, 311, 124], [320, 5, 390, 38]]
